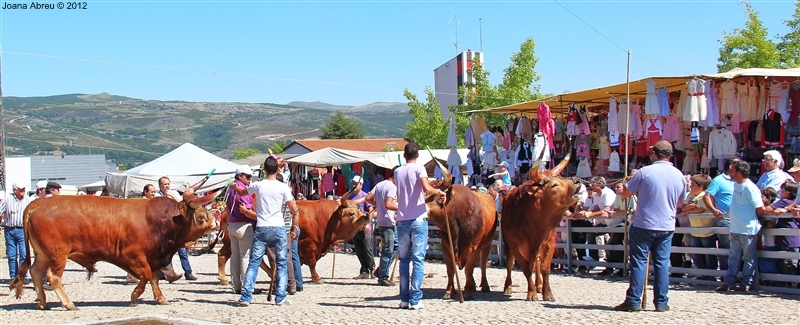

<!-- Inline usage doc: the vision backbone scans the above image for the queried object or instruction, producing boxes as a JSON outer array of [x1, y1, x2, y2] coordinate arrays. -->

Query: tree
[[269, 140, 289, 154], [233, 148, 261, 160], [778, 0, 800, 68], [717, 2, 780, 72], [320, 111, 365, 139], [403, 87, 448, 149]]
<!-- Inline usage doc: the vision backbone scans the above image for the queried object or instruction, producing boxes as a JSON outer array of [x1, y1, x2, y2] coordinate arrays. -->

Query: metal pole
[[479, 18, 483, 53], [622, 50, 632, 277]]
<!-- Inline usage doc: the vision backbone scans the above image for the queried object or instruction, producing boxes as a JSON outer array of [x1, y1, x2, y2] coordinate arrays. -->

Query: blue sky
[[0, 0, 795, 106]]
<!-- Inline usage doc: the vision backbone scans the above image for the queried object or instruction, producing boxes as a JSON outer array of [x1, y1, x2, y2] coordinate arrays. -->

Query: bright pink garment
[[538, 103, 556, 148]]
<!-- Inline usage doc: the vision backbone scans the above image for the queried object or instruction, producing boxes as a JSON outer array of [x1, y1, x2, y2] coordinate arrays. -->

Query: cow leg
[[217, 251, 230, 285], [534, 259, 543, 294], [308, 260, 323, 284], [46, 258, 76, 310], [522, 262, 538, 302], [539, 241, 557, 302], [30, 252, 51, 310], [503, 252, 515, 295], [479, 240, 492, 293], [148, 271, 169, 305], [463, 250, 481, 301], [442, 241, 455, 300]]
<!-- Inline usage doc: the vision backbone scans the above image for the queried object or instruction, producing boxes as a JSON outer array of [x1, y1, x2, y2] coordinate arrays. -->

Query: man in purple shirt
[[366, 167, 399, 286], [225, 165, 257, 294], [349, 175, 375, 279]]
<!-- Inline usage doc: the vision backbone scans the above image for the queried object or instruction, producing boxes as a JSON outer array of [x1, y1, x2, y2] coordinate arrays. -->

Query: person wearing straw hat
[[615, 140, 686, 312], [0, 182, 34, 280]]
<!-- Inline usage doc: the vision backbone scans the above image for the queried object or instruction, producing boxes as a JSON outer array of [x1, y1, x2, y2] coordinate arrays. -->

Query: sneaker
[[613, 303, 642, 312], [399, 301, 410, 309], [715, 284, 731, 292], [275, 299, 291, 306], [378, 279, 395, 286], [409, 302, 424, 310], [236, 299, 250, 307], [655, 305, 670, 312]]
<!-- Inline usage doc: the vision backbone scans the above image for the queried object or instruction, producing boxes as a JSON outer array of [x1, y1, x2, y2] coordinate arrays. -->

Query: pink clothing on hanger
[[538, 103, 556, 148]]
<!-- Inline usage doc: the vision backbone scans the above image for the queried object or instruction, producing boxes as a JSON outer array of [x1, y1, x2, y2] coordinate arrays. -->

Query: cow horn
[[550, 152, 571, 176], [340, 190, 351, 206], [529, 145, 547, 179], [434, 159, 452, 189], [187, 189, 220, 209], [188, 177, 209, 193]]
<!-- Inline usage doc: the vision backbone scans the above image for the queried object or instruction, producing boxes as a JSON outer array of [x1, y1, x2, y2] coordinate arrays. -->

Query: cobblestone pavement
[[1, 253, 798, 324]]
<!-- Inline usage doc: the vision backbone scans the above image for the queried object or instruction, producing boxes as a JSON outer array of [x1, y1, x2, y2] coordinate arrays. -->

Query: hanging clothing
[[464, 123, 475, 148], [789, 83, 800, 126], [480, 130, 496, 152], [538, 103, 556, 148], [645, 118, 663, 148], [618, 134, 634, 155], [576, 134, 590, 157], [690, 123, 700, 143], [532, 133, 551, 163], [768, 82, 783, 113], [644, 79, 661, 115], [720, 81, 739, 115], [700, 145, 710, 169], [761, 110, 785, 148], [566, 106, 579, 136], [682, 147, 697, 175], [589, 132, 600, 151], [758, 82, 767, 121], [636, 136, 650, 158], [617, 101, 630, 134], [707, 127, 737, 160], [516, 142, 534, 175], [608, 96, 619, 134], [608, 151, 621, 172], [736, 83, 751, 121], [630, 101, 643, 138], [682, 79, 708, 122], [702, 80, 720, 127], [790, 138, 800, 154], [747, 83, 759, 122], [482, 151, 497, 171], [576, 108, 591, 135], [662, 114, 681, 142], [493, 130, 503, 148], [576, 157, 592, 178], [599, 135, 611, 160], [595, 157, 607, 175], [778, 84, 790, 124], [658, 86, 671, 117], [515, 116, 532, 139], [609, 132, 620, 148]]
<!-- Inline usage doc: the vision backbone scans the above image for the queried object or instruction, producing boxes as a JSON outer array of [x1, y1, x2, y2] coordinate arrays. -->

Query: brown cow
[[426, 169, 498, 300], [501, 153, 582, 301], [296, 195, 368, 284], [9, 180, 217, 310]]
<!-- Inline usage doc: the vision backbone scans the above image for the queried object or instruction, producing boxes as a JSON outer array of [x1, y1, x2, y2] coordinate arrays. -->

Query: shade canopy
[[105, 143, 239, 197], [287, 147, 470, 170]]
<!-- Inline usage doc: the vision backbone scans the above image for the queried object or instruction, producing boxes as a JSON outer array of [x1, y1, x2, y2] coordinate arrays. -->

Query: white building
[[433, 50, 483, 119]]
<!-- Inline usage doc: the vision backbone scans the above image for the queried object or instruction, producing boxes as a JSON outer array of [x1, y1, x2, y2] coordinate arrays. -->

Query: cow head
[[327, 191, 369, 242], [513, 151, 582, 214], [178, 178, 220, 236]]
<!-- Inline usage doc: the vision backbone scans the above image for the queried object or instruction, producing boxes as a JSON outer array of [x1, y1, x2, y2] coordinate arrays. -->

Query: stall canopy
[[705, 67, 800, 80], [287, 147, 470, 170], [105, 143, 239, 197]]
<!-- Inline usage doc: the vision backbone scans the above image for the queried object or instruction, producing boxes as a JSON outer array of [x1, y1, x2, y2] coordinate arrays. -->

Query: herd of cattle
[[8, 151, 584, 310]]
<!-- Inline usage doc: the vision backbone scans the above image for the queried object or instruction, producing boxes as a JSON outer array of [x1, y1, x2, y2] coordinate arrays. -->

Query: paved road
[[1, 252, 798, 324]]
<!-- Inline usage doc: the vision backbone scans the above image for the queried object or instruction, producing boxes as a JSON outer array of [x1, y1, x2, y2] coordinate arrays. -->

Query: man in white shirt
[[574, 176, 617, 270], [231, 156, 299, 306], [0, 182, 34, 280], [156, 176, 196, 281]]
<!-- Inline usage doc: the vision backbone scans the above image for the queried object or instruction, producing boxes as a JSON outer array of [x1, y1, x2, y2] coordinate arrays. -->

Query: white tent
[[78, 180, 105, 193], [705, 67, 800, 79], [105, 143, 239, 197], [368, 149, 469, 169], [287, 147, 390, 167]]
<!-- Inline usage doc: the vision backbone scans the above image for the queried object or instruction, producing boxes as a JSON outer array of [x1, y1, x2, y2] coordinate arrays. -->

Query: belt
[[689, 92, 705, 96], [3, 226, 23, 229]]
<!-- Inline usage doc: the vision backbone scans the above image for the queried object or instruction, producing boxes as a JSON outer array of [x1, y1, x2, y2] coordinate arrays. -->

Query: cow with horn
[[501, 149, 583, 302], [10, 177, 219, 310], [426, 158, 498, 301]]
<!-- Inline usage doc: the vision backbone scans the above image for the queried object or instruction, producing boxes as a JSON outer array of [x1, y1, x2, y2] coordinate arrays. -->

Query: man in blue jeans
[[0, 182, 34, 280], [394, 143, 446, 310], [698, 157, 739, 272], [616, 140, 686, 312], [230, 156, 298, 306], [366, 167, 399, 286], [716, 160, 764, 292]]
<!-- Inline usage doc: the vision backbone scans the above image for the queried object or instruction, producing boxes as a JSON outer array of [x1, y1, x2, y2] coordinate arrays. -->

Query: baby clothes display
[[608, 96, 619, 134], [700, 145, 710, 170], [658, 86, 670, 117], [599, 135, 611, 160], [532, 132, 551, 163], [644, 117, 663, 148], [761, 109, 784, 148], [720, 80, 739, 115], [516, 141, 534, 174], [608, 151, 621, 172], [515, 116, 532, 139], [777, 83, 790, 124], [737, 83, 750, 121], [566, 106, 579, 136], [617, 99, 630, 135], [576, 157, 592, 178], [682, 78, 708, 122], [480, 130, 496, 152], [662, 114, 681, 142], [644, 79, 661, 115], [630, 101, 643, 138], [576, 107, 591, 135], [682, 147, 697, 174], [576, 133, 591, 157], [609, 132, 620, 147], [708, 127, 737, 160], [702, 80, 720, 127], [482, 151, 497, 171]]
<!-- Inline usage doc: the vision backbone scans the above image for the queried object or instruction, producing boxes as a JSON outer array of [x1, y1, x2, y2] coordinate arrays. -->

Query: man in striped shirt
[[0, 182, 34, 279]]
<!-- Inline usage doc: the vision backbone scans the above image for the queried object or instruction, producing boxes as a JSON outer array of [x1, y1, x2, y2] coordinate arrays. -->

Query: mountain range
[[2, 93, 412, 168]]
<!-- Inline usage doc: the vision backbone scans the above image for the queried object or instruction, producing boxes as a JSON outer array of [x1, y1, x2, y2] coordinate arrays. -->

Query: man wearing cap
[[35, 181, 47, 199], [45, 181, 62, 197], [156, 176, 197, 281], [574, 176, 618, 273], [366, 167, 399, 286], [349, 175, 375, 279], [226, 165, 257, 294], [615, 140, 686, 312], [757, 150, 792, 193], [0, 182, 34, 279]]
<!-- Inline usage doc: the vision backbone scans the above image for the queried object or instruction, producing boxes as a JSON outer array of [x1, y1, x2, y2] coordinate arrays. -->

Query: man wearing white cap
[[349, 175, 375, 279], [0, 182, 34, 279], [35, 180, 47, 199]]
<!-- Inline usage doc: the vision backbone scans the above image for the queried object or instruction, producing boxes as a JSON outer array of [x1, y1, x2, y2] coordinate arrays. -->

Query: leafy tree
[[269, 140, 289, 154], [320, 111, 365, 139], [404, 87, 448, 149], [717, 2, 780, 72], [233, 148, 261, 160], [778, 0, 800, 68]]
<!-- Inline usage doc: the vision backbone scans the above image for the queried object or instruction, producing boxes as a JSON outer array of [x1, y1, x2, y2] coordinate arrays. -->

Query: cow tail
[[10, 208, 35, 298]]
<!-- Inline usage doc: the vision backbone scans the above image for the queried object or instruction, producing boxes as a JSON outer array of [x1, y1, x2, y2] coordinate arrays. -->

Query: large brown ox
[[501, 153, 582, 301], [296, 195, 368, 284], [427, 169, 498, 300], [9, 180, 218, 310]]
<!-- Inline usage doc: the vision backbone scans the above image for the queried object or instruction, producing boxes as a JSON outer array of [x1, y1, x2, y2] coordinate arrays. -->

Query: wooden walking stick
[[331, 243, 337, 279], [641, 252, 650, 309], [426, 146, 463, 303], [389, 253, 400, 284]]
